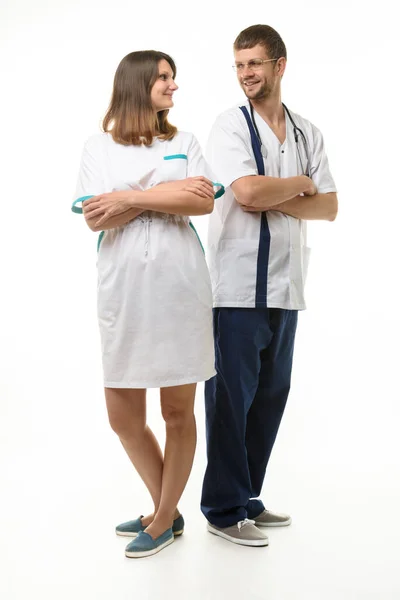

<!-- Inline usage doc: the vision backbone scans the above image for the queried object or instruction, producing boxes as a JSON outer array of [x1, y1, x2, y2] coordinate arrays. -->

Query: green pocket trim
[[163, 154, 188, 160]]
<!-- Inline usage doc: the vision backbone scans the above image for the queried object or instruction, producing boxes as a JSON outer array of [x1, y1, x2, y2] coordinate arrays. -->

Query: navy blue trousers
[[201, 307, 298, 528]]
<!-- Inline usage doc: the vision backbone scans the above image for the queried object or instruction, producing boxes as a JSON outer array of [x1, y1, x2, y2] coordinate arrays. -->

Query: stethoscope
[[249, 102, 312, 178]]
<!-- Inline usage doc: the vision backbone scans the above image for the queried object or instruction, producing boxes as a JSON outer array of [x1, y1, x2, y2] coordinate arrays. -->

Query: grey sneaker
[[207, 518, 269, 547], [253, 509, 292, 527]]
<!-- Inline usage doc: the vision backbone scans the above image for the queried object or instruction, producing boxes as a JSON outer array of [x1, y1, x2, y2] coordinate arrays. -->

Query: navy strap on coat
[[239, 106, 271, 308]]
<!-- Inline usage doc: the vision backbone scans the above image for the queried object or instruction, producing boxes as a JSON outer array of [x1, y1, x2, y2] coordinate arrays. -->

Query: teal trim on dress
[[163, 154, 188, 160], [189, 221, 204, 254], [71, 195, 94, 214], [97, 230, 105, 252], [71, 194, 104, 252]]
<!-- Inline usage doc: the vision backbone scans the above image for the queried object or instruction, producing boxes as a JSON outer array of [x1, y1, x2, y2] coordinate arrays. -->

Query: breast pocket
[[160, 155, 188, 182]]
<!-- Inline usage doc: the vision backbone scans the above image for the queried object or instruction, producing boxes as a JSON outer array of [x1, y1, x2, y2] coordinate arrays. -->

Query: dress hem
[[103, 370, 216, 390]]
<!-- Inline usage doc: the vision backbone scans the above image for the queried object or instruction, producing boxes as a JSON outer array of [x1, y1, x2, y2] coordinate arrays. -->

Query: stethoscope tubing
[[249, 102, 311, 178]]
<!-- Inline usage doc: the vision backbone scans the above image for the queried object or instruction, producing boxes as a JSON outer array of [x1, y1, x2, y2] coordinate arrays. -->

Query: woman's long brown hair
[[102, 50, 178, 146]]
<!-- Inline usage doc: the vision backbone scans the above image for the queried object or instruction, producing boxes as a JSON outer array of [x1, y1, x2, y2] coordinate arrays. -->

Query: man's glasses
[[232, 58, 278, 73]]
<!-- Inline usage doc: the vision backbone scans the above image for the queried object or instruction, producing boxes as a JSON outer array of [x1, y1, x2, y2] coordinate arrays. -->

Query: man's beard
[[244, 80, 274, 101]]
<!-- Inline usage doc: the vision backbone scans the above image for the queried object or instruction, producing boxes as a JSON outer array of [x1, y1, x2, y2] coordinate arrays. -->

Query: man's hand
[[83, 190, 137, 227], [240, 176, 317, 213], [303, 176, 317, 196]]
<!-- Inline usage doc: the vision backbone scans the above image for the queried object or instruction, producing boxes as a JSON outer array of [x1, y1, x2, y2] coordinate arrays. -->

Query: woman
[[73, 50, 222, 558]]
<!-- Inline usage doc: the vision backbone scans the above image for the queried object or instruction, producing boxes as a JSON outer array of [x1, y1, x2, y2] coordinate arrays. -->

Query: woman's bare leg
[[145, 383, 197, 539], [106, 388, 167, 524]]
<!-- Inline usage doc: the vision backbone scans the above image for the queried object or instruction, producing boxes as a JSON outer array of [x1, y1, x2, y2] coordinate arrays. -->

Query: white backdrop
[[1, 1, 400, 599]]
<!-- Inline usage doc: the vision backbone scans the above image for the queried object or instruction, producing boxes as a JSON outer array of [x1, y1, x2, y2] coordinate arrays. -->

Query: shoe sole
[[254, 518, 292, 528], [125, 536, 174, 558], [116, 529, 183, 538], [207, 524, 269, 547]]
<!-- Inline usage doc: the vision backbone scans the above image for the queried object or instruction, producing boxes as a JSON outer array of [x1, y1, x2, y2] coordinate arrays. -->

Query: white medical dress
[[74, 131, 216, 389]]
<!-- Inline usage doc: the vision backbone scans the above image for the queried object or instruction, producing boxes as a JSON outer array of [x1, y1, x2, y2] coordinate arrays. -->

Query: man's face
[[234, 44, 283, 101]]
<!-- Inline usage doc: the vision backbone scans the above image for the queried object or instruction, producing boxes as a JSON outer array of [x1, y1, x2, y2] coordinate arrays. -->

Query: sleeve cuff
[[71, 195, 94, 214], [317, 188, 337, 194], [213, 183, 225, 199]]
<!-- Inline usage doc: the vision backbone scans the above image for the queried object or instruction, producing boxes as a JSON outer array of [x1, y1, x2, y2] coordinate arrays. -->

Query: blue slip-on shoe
[[116, 514, 184, 538], [116, 515, 145, 537], [125, 528, 174, 558], [171, 514, 184, 536]]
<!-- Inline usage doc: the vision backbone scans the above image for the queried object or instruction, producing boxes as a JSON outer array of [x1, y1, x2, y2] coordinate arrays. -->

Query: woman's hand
[[83, 190, 138, 227], [150, 177, 214, 198], [181, 177, 214, 198]]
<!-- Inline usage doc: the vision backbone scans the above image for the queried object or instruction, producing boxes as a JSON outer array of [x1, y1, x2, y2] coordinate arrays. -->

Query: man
[[201, 24, 338, 547]]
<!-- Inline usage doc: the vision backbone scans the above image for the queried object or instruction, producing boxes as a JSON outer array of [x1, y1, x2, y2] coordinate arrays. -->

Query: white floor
[[2, 302, 400, 600]]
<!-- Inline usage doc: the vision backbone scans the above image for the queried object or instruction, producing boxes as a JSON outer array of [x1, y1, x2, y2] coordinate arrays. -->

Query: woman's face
[[150, 59, 178, 112]]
